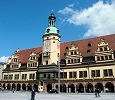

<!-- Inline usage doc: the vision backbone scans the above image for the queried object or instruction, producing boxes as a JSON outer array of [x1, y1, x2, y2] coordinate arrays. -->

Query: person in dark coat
[[95, 88, 98, 97], [97, 88, 101, 97], [31, 90, 35, 100]]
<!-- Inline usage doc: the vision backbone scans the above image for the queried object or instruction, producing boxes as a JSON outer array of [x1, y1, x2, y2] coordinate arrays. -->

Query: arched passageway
[[76, 83, 84, 93], [12, 83, 16, 90], [86, 83, 93, 93], [95, 83, 103, 92], [105, 82, 114, 92], [17, 83, 21, 91], [47, 84, 52, 92], [60, 84, 66, 92], [68, 84, 75, 93], [3, 83, 5, 89], [27, 84, 32, 91], [7, 83, 11, 90], [22, 83, 26, 91]]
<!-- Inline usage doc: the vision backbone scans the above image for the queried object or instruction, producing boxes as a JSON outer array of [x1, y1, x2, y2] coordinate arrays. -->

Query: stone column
[[66, 87, 68, 93], [84, 86, 86, 93]]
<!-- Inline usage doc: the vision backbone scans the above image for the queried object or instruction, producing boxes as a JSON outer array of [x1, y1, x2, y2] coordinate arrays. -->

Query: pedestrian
[[97, 88, 101, 97], [13, 88, 14, 93], [94, 88, 98, 97], [31, 89, 35, 100]]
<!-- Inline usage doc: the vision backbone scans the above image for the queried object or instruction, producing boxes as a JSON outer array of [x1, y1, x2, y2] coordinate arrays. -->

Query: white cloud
[[58, 0, 115, 38], [0, 56, 9, 62]]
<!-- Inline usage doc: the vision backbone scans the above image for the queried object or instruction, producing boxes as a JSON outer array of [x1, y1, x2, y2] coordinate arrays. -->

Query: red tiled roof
[[18, 34, 115, 63]]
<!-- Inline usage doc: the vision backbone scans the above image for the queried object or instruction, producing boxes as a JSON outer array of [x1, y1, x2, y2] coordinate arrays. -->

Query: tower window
[[57, 30, 59, 33], [46, 61, 48, 65], [53, 41, 55, 43]]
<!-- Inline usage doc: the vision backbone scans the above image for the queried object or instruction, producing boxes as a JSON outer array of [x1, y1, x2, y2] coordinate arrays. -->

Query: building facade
[[0, 11, 115, 93]]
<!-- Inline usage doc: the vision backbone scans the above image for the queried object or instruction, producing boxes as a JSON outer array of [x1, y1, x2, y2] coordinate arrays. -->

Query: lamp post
[[58, 53, 60, 94]]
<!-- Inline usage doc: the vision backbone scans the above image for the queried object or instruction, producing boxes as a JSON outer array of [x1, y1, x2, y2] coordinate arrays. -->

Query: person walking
[[97, 88, 101, 97], [31, 89, 35, 100], [12, 88, 14, 93], [94, 88, 98, 97]]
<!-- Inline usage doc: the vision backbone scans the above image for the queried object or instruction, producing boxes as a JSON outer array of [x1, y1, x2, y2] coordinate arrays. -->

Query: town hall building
[[0, 11, 115, 93]]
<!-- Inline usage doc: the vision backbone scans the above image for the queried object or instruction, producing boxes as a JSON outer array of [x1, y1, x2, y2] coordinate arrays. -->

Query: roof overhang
[[37, 69, 58, 73]]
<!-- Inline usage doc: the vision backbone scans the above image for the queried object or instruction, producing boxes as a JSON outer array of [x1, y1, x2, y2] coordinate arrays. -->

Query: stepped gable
[[60, 34, 115, 59], [18, 47, 42, 64], [17, 34, 115, 63]]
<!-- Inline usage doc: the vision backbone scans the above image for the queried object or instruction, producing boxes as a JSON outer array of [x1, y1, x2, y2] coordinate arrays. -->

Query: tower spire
[[48, 10, 56, 27]]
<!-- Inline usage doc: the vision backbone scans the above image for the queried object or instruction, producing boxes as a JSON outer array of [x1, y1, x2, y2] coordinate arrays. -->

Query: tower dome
[[44, 10, 60, 34]]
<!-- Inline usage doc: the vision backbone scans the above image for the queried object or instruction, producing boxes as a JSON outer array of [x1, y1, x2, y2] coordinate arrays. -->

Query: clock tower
[[42, 10, 61, 65]]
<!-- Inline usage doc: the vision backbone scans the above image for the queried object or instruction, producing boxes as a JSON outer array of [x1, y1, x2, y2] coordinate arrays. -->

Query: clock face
[[44, 40, 50, 51], [45, 40, 50, 47]]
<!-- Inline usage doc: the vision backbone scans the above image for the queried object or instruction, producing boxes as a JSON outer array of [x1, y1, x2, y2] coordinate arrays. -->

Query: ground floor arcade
[[0, 80, 115, 93]]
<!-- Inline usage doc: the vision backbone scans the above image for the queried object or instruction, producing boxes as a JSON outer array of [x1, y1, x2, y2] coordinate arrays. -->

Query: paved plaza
[[0, 91, 115, 100]]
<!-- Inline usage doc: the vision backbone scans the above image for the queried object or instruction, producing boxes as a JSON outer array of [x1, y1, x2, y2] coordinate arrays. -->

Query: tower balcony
[[43, 52, 50, 57]]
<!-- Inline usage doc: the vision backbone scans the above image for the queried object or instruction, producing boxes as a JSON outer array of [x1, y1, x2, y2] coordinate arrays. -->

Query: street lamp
[[58, 53, 60, 94]]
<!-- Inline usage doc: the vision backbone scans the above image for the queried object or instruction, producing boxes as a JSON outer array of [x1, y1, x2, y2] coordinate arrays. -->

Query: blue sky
[[0, 0, 115, 62]]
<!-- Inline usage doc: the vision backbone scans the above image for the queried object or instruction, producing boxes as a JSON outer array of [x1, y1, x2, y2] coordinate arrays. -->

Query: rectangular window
[[79, 71, 83, 78], [73, 72, 76, 78], [109, 55, 112, 60], [71, 59, 73, 63], [100, 48, 103, 51], [104, 47, 107, 51], [104, 69, 108, 77], [101, 56, 104, 60], [60, 72, 63, 78], [68, 60, 70, 64], [9, 75, 13, 80], [22, 74, 27, 79], [64, 72, 67, 78], [78, 59, 80, 63], [4, 75, 8, 80], [84, 71, 87, 77], [44, 74, 46, 77], [71, 52, 73, 55], [15, 74, 19, 80], [74, 59, 77, 63], [29, 74, 35, 79], [91, 70, 95, 77], [108, 69, 113, 76], [105, 56, 108, 60], [69, 72, 72, 78], [96, 70, 100, 77], [97, 57, 100, 61]]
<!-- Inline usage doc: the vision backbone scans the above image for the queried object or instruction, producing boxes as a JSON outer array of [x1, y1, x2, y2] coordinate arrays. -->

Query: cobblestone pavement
[[0, 91, 115, 100]]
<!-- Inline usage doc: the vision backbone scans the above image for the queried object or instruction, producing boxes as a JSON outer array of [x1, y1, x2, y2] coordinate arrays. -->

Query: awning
[[37, 69, 58, 73]]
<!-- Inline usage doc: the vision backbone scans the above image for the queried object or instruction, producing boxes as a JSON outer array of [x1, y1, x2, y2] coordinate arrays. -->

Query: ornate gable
[[65, 43, 82, 65], [95, 38, 114, 62], [27, 50, 38, 68]]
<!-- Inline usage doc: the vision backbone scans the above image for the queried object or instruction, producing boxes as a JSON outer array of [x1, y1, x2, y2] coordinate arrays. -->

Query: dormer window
[[66, 46, 68, 50], [87, 50, 91, 53], [88, 43, 91, 47]]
